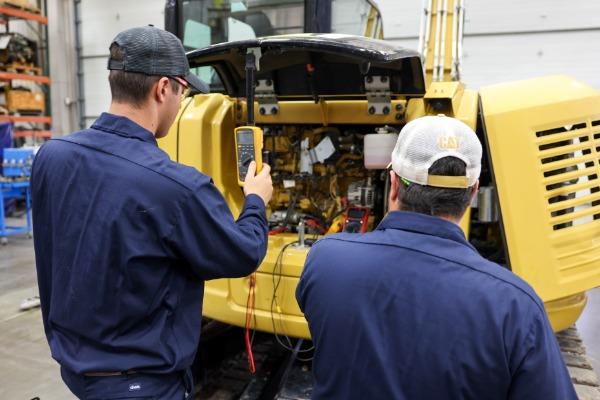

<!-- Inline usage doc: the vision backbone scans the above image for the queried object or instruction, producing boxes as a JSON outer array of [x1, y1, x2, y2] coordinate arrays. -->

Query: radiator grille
[[537, 120, 600, 231]]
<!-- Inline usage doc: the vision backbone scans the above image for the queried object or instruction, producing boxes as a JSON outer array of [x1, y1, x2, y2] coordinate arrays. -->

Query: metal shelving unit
[[0, 2, 50, 141]]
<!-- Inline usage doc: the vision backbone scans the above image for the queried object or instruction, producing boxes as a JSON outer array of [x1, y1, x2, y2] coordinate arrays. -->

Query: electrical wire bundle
[[244, 273, 257, 373], [270, 241, 314, 361]]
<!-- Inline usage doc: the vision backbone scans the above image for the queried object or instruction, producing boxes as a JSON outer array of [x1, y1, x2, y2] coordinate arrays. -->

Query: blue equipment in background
[[1, 145, 33, 244], [3, 148, 34, 177]]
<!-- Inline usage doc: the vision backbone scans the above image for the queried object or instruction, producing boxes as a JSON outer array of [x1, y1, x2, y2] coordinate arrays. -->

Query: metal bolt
[[382, 106, 390, 115], [395, 103, 403, 111], [266, 79, 272, 86], [395, 113, 403, 120], [381, 76, 388, 83], [259, 107, 266, 115], [368, 106, 376, 115], [366, 76, 373, 84], [271, 107, 278, 115]]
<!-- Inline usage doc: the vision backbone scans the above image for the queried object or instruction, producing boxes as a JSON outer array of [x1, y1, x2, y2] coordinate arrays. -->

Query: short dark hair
[[397, 157, 474, 219], [108, 43, 179, 107]]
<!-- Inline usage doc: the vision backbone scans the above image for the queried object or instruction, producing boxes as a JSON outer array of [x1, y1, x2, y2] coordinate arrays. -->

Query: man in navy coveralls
[[297, 115, 576, 399], [32, 26, 273, 399]]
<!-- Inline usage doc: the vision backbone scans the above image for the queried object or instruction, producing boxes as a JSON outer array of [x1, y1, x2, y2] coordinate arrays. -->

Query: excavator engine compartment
[[256, 121, 504, 266], [263, 124, 389, 236]]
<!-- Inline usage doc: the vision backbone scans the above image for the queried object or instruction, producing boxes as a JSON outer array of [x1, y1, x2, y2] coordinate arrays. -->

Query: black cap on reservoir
[[107, 25, 209, 94]]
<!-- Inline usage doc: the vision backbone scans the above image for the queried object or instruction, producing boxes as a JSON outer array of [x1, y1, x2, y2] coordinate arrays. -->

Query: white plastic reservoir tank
[[364, 129, 399, 169]]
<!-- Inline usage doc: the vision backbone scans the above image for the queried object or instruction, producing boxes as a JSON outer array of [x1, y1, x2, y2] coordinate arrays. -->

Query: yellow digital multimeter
[[234, 126, 263, 186]]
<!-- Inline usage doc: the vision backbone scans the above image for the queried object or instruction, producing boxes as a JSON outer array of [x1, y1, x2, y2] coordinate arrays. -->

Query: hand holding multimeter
[[236, 126, 273, 205]]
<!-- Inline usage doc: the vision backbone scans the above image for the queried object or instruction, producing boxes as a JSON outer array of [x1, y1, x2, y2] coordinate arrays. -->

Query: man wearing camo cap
[[32, 26, 273, 399], [297, 115, 576, 399]]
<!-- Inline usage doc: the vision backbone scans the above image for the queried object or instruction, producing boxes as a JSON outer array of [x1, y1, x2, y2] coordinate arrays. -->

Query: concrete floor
[[0, 226, 599, 399], [579, 289, 600, 373]]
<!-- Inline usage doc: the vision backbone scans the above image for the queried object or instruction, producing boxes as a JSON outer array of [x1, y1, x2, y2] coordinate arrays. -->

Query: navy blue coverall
[[31, 113, 268, 399], [296, 211, 576, 400]]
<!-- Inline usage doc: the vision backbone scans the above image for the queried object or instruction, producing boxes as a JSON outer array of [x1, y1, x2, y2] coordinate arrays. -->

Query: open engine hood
[[187, 34, 425, 98]]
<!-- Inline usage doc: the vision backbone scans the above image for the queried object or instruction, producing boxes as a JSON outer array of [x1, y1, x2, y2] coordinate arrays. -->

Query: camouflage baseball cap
[[107, 25, 208, 93]]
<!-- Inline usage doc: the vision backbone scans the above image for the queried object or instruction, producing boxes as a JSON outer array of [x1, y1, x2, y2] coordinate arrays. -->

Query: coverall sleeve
[[166, 178, 269, 280], [296, 240, 325, 313], [508, 309, 578, 400]]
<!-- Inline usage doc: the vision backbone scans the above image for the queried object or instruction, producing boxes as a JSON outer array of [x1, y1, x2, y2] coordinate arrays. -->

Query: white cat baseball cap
[[390, 115, 482, 188]]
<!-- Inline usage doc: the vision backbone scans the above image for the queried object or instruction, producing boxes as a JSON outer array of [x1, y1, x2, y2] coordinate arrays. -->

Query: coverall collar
[[91, 112, 157, 145], [377, 210, 475, 250]]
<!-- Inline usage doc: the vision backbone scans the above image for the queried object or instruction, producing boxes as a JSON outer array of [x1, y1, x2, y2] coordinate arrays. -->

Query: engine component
[[364, 129, 399, 169], [326, 214, 345, 234], [299, 138, 312, 174], [297, 220, 306, 247], [347, 178, 376, 208], [343, 206, 370, 233], [478, 186, 499, 223], [299, 136, 336, 174], [269, 210, 300, 226]]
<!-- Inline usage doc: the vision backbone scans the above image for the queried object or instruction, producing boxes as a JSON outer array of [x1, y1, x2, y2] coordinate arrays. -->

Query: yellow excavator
[[160, 0, 600, 343]]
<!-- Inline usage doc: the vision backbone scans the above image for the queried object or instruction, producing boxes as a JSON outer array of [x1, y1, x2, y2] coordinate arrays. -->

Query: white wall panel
[[379, 0, 600, 39], [460, 31, 600, 90], [82, 58, 111, 127], [379, 0, 600, 89], [79, 0, 165, 123], [48, 0, 79, 136]]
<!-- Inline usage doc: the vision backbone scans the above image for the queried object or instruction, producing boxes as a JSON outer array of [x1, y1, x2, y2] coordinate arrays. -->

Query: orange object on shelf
[[0, 0, 40, 14], [0, 72, 50, 84], [0, 5, 46, 24], [6, 90, 45, 113], [0, 115, 51, 124]]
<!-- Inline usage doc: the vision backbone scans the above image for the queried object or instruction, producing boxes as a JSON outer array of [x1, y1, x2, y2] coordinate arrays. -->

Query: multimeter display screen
[[348, 208, 367, 219], [238, 131, 254, 144]]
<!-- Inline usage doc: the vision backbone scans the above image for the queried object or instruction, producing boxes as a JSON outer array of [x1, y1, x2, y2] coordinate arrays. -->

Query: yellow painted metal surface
[[422, 0, 460, 85], [160, 93, 246, 216], [199, 233, 312, 339], [480, 75, 600, 327], [545, 293, 587, 332], [235, 99, 409, 126]]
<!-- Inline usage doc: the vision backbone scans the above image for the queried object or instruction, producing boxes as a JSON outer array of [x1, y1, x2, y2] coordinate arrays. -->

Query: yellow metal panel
[[236, 100, 408, 125], [423, 0, 459, 85], [480, 75, 600, 302], [545, 293, 587, 332], [175, 93, 245, 217], [157, 97, 191, 159]]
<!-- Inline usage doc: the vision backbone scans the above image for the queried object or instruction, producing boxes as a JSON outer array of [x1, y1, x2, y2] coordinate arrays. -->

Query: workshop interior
[[0, 0, 600, 399]]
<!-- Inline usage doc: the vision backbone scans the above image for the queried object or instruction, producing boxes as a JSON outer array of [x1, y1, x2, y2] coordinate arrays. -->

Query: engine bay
[[262, 124, 396, 236], [260, 122, 506, 265]]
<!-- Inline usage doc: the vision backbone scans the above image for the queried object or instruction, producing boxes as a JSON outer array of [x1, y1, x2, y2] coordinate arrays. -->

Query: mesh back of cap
[[391, 115, 482, 187]]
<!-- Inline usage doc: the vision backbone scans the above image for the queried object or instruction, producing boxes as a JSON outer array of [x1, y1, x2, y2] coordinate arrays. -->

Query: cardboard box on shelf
[[6, 90, 44, 113], [0, 0, 40, 14]]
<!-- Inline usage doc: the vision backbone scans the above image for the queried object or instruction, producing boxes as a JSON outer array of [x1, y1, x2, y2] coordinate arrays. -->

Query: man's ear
[[470, 179, 480, 203], [154, 77, 170, 103], [389, 170, 400, 203]]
